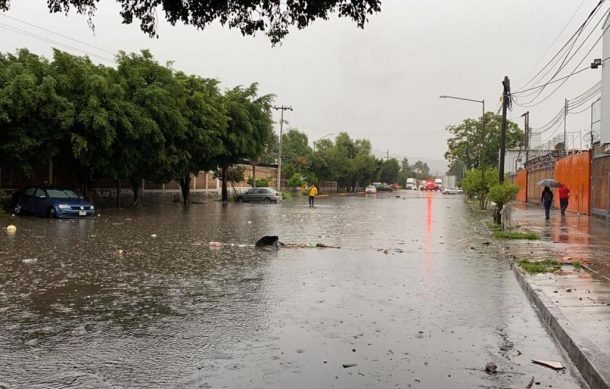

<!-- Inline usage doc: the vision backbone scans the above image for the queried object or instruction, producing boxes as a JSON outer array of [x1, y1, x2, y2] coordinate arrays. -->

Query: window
[[24, 188, 35, 196], [46, 189, 79, 199], [35, 189, 46, 197]]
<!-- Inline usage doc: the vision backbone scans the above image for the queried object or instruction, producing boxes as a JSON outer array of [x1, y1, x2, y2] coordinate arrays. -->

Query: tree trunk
[[493, 203, 502, 225], [130, 177, 140, 206], [180, 174, 191, 204], [221, 165, 229, 202], [116, 179, 121, 209], [251, 163, 256, 188]]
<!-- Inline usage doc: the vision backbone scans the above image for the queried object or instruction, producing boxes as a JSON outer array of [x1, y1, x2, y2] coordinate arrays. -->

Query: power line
[[0, 14, 114, 55], [518, 0, 606, 92], [516, 0, 588, 90], [0, 22, 115, 63]]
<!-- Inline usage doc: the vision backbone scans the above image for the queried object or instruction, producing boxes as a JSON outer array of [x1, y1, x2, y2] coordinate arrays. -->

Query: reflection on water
[[0, 194, 583, 388]]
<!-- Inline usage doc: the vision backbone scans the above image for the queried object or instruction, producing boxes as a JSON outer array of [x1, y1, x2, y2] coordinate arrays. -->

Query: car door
[[33, 188, 48, 216], [20, 187, 36, 213]]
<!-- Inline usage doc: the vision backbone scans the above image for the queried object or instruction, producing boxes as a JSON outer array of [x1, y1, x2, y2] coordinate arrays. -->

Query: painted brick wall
[[555, 152, 590, 214], [591, 155, 610, 212]]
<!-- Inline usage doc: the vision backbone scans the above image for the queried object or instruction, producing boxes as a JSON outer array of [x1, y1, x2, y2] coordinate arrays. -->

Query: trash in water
[[151, 234, 157, 238], [22, 258, 37, 264], [342, 363, 357, 368], [256, 236, 280, 248], [5, 225, 16, 234], [209, 241, 223, 247], [485, 362, 497, 374], [531, 359, 564, 370]]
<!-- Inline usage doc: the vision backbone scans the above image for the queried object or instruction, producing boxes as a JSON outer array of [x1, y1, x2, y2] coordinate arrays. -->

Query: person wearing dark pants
[[308, 184, 318, 207], [558, 183, 570, 216], [541, 186, 554, 220]]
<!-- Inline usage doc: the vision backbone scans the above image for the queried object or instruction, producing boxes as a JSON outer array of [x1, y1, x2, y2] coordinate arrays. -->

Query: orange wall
[[516, 169, 527, 202], [555, 152, 590, 214]]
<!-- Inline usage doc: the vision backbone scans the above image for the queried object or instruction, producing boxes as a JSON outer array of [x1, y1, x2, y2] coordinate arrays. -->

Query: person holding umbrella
[[541, 186, 554, 220]]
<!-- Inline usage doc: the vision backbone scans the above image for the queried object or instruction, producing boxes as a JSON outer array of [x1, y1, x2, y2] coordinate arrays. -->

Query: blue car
[[14, 187, 95, 218]]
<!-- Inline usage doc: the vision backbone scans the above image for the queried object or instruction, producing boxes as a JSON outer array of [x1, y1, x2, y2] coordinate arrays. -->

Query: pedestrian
[[308, 184, 318, 207], [541, 186, 554, 220], [558, 183, 570, 216]]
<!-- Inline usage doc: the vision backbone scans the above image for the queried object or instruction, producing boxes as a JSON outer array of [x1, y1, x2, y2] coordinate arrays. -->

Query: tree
[[445, 112, 523, 171], [174, 73, 227, 204], [218, 83, 274, 202], [461, 168, 499, 210], [281, 128, 313, 179], [3, 1, 383, 45], [488, 182, 520, 225], [380, 158, 400, 184], [0, 49, 73, 177], [412, 160, 430, 180]]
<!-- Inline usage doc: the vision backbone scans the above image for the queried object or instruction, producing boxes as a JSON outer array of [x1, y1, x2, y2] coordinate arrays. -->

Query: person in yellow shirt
[[308, 184, 318, 207]]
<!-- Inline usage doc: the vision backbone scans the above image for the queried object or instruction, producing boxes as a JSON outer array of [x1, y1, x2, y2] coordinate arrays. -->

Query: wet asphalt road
[[0, 191, 585, 388]]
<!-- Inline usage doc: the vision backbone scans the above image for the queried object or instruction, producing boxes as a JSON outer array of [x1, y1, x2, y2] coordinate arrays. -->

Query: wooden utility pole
[[499, 76, 510, 183], [273, 105, 293, 192]]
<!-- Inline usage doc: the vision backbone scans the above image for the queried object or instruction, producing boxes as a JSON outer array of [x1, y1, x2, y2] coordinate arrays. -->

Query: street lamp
[[313, 133, 334, 152], [441, 94, 486, 206], [440, 95, 486, 167]]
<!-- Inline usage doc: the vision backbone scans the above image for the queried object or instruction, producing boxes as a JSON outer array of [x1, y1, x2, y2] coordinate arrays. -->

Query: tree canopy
[[444, 112, 523, 171], [0, 0, 382, 45]]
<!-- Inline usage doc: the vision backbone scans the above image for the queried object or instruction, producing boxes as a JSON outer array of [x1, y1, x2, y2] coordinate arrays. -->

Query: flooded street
[[0, 192, 584, 388]]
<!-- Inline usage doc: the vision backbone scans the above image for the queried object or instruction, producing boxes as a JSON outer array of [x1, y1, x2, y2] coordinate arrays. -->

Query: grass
[[281, 191, 293, 200], [493, 230, 540, 240], [572, 261, 582, 270], [519, 259, 562, 274]]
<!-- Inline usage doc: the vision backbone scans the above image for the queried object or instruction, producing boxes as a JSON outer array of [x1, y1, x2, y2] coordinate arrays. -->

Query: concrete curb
[[511, 266, 610, 389], [466, 200, 609, 388]]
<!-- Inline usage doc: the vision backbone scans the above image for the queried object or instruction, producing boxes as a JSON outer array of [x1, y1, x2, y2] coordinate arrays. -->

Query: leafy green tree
[[412, 160, 430, 180], [4, 1, 383, 45], [445, 112, 523, 171], [446, 159, 466, 186], [461, 168, 499, 210], [380, 158, 400, 184], [281, 128, 313, 179], [287, 173, 304, 190], [0, 49, 73, 177], [174, 73, 227, 203], [218, 83, 273, 202], [115, 50, 188, 204], [488, 182, 520, 225]]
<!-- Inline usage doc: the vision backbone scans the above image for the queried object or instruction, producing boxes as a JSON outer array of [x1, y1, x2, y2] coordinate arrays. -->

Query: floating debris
[[5, 225, 16, 234], [531, 359, 564, 370]]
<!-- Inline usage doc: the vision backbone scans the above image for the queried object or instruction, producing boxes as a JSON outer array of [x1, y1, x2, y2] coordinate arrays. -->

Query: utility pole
[[521, 111, 530, 164], [563, 98, 568, 152], [499, 76, 510, 183], [273, 105, 293, 192], [386, 149, 389, 161]]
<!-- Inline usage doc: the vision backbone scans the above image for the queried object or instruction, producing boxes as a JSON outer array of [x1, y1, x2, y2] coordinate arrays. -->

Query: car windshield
[[46, 189, 79, 199]]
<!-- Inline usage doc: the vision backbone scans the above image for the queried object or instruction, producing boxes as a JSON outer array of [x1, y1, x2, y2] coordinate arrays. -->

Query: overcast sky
[[1, 0, 604, 172]]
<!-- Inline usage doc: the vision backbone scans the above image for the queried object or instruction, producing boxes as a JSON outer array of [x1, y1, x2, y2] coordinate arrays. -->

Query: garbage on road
[[531, 359, 564, 370], [485, 362, 497, 374]]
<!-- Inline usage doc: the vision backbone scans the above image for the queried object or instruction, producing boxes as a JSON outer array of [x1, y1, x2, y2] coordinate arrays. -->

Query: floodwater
[[0, 192, 585, 388]]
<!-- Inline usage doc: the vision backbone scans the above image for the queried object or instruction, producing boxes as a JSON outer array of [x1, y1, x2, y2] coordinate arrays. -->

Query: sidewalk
[[504, 204, 610, 389]]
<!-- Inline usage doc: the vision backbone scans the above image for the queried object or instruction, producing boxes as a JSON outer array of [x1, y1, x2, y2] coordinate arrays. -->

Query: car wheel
[[237, 197, 245, 203], [264, 197, 271, 204], [48, 207, 57, 219]]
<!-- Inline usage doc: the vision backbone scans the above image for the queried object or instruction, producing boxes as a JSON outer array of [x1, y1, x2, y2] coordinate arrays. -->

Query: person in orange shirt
[[558, 184, 570, 216]]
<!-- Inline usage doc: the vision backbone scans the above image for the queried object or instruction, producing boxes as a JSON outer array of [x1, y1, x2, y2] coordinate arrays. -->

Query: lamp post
[[313, 133, 334, 152], [440, 95, 486, 207], [440, 95, 485, 166]]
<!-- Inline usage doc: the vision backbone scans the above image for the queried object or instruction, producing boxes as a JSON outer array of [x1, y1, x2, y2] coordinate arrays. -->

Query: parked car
[[376, 184, 394, 192], [236, 187, 280, 203], [14, 187, 95, 218], [442, 188, 461, 195], [390, 183, 401, 191], [365, 185, 377, 194]]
